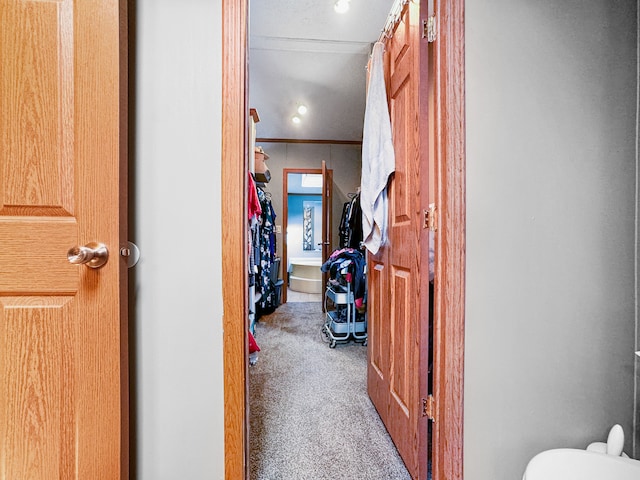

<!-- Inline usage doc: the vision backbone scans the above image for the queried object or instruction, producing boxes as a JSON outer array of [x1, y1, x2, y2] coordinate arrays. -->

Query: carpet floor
[[249, 301, 412, 480]]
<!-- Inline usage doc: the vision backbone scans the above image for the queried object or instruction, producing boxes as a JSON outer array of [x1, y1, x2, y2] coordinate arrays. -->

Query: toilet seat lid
[[524, 449, 640, 480]]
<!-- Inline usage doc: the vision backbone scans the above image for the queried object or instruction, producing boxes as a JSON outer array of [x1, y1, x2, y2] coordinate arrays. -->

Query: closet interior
[[247, 108, 283, 364]]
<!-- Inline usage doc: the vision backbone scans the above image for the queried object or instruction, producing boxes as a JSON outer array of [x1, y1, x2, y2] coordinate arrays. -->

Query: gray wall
[[135, 1, 224, 478], [465, 1, 638, 478], [133, 4, 361, 477]]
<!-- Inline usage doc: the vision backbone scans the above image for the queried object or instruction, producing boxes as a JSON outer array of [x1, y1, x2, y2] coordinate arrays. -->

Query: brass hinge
[[422, 15, 437, 42], [422, 395, 436, 421], [423, 204, 437, 232]]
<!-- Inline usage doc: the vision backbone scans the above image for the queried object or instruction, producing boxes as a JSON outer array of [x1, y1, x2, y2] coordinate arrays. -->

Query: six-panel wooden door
[[366, 1, 432, 479], [0, 1, 127, 478]]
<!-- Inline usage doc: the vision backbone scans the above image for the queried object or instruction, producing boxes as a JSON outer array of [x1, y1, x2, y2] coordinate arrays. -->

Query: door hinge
[[423, 15, 437, 42], [423, 204, 437, 232], [422, 395, 436, 421]]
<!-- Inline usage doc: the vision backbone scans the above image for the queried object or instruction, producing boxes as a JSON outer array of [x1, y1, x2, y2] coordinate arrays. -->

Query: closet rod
[[375, 0, 410, 45]]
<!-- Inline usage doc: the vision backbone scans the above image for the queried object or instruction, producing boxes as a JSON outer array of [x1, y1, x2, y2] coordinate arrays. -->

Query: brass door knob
[[67, 242, 109, 269]]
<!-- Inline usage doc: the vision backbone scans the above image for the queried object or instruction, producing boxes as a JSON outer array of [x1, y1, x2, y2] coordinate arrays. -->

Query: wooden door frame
[[281, 168, 325, 305], [320, 161, 333, 303], [221, 0, 466, 478], [120, 1, 130, 478], [221, 1, 248, 479], [431, 1, 465, 478]]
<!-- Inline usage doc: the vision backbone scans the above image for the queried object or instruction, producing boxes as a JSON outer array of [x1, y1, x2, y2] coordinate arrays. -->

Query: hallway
[[249, 301, 411, 479]]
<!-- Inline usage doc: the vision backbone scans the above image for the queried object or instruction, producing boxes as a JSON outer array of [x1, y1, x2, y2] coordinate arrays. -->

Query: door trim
[[221, 0, 248, 479], [432, 0, 466, 478], [221, 1, 466, 478], [120, 1, 130, 478]]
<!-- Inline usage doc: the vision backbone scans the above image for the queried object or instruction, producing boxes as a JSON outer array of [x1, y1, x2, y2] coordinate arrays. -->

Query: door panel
[[0, 1, 126, 478], [366, 1, 430, 479], [1, 0, 75, 218], [390, 267, 411, 410], [321, 161, 333, 296], [0, 297, 76, 479], [367, 259, 389, 412], [0, 220, 77, 292]]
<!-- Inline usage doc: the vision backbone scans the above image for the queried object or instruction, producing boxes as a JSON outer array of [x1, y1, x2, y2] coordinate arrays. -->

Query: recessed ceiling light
[[292, 115, 301, 124], [334, 0, 350, 14], [297, 104, 308, 115]]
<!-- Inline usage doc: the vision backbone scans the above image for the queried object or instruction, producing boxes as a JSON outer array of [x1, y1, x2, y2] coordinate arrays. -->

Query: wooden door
[[321, 161, 333, 294], [0, 1, 128, 479], [367, 1, 431, 479]]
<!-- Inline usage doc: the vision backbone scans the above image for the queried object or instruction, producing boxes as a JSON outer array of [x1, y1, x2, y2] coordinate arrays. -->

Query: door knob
[[67, 242, 109, 269]]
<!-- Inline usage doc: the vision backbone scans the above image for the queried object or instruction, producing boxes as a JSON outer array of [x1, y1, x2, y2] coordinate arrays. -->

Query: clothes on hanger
[[338, 192, 363, 250], [248, 173, 261, 288], [248, 171, 262, 220], [256, 187, 278, 312], [247, 173, 280, 317]]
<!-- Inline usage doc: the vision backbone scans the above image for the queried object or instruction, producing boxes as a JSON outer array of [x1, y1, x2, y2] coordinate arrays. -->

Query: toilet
[[523, 448, 640, 479], [523, 425, 640, 479], [585, 423, 629, 457]]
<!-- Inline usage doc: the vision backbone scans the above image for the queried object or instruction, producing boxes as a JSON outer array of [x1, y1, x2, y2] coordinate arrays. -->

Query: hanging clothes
[[257, 188, 277, 312], [248, 171, 262, 220], [360, 41, 395, 255], [248, 172, 262, 288], [338, 200, 352, 248], [339, 193, 363, 250]]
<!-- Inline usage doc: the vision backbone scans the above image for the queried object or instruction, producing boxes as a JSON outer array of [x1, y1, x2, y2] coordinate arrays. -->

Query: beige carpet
[[249, 302, 411, 480]]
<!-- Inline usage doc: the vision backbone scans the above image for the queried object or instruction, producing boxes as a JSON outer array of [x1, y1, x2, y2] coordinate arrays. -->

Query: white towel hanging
[[360, 41, 395, 255]]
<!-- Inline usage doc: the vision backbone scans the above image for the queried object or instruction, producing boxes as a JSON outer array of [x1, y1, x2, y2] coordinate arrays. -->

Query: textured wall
[[135, 0, 224, 478], [465, 0, 638, 477]]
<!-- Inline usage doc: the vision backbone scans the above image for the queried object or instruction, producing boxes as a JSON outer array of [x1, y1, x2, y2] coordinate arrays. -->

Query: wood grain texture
[[222, 0, 248, 479], [321, 162, 333, 299], [417, 1, 433, 476], [0, 0, 74, 215], [368, 2, 429, 478], [282, 171, 289, 305], [0, 1, 126, 478], [118, 1, 129, 477], [432, 0, 466, 479], [0, 218, 78, 293], [74, 1, 124, 477], [0, 297, 75, 480]]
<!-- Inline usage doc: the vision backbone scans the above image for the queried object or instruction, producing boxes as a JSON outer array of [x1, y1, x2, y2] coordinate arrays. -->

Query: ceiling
[[248, 0, 394, 142]]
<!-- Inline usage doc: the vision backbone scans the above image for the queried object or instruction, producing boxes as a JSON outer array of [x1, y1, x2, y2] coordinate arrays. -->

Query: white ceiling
[[249, 0, 394, 142]]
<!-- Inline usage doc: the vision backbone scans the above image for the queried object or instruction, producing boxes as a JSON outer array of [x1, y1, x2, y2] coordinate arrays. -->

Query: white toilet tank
[[523, 448, 640, 480]]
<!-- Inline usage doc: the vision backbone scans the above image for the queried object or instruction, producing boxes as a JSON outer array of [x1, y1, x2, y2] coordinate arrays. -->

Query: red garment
[[248, 172, 262, 220], [248, 331, 260, 353]]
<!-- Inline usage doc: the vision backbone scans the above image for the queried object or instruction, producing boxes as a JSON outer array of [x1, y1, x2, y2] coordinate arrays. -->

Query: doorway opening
[[283, 170, 325, 304], [222, 0, 466, 479]]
